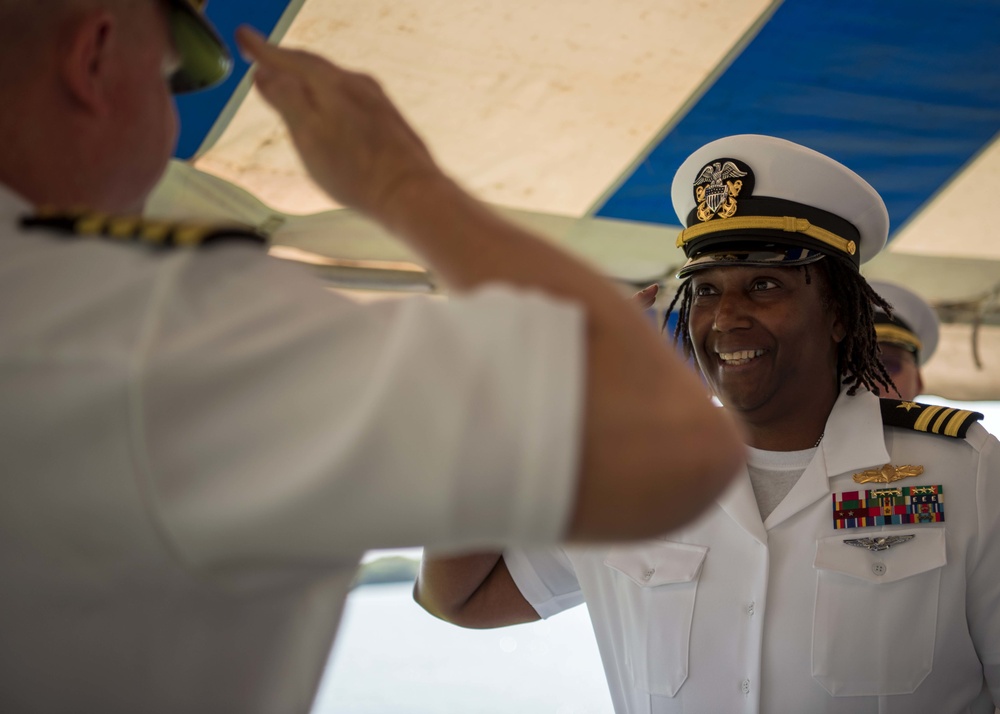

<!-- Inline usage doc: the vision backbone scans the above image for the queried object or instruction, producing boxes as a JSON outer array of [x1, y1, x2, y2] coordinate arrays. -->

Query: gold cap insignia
[[693, 158, 751, 222]]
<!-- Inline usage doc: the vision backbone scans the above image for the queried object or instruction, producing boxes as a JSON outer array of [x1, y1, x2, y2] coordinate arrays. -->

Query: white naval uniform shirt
[[0, 185, 585, 714], [506, 389, 1000, 714]]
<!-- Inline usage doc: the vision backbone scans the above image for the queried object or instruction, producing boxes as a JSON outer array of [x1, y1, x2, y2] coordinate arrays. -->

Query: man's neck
[[0, 89, 130, 214]]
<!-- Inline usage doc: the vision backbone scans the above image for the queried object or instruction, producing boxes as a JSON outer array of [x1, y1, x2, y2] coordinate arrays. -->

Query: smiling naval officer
[[415, 134, 1000, 713]]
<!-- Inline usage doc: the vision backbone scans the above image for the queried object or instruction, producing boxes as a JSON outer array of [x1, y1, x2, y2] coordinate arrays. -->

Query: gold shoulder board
[[879, 398, 983, 439], [21, 209, 265, 248]]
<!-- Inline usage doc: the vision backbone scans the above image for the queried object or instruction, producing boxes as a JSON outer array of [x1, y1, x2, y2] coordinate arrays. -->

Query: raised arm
[[415, 553, 538, 628], [237, 29, 743, 543], [416, 286, 665, 628]]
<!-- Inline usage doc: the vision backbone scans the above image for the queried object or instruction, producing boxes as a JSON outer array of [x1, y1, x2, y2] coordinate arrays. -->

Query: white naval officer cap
[[671, 135, 889, 278], [868, 280, 940, 365]]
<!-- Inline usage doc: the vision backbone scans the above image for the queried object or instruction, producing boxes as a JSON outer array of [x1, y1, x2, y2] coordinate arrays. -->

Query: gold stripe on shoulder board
[[21, 209, 265, 248]]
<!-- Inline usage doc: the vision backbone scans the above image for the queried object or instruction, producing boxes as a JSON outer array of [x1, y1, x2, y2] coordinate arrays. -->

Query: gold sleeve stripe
[[675, 215, 857, 257], [22, 210, 265, 248], [913, 405, 945, 432], [945, 410, 976, 437], [174, 226, 211, 247], [139, 222, 173, 243], [107, 217, 143, 237], [78, 213, 109, 235], [930, 407, 956, 434]]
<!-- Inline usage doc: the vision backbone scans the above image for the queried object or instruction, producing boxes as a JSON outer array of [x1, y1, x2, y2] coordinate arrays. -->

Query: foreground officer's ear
[[60, 8, 120, 115]]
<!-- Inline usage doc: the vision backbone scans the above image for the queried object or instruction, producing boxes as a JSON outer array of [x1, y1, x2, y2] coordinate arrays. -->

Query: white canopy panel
[[195, 0, 777, 216], [150, 0, 999, 400]]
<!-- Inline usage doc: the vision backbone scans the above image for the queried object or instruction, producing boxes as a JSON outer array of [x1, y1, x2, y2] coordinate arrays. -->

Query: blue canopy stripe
[[174, 1, 296, 159], [594, 0, 1000, 241]]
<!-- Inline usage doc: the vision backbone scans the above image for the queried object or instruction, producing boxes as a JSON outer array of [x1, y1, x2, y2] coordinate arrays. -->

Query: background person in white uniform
[[869, 280, 940, 402], [0, 2, 745, 712], [416, 135, 1000, 713]]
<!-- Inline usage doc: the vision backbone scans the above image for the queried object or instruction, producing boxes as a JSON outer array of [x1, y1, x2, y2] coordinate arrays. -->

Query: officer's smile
[[716, 348, 767, 366]]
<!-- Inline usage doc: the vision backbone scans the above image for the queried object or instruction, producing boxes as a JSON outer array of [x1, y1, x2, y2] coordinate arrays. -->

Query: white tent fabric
[[194, 0, 778, 217], [149, 0, 1000, 400]]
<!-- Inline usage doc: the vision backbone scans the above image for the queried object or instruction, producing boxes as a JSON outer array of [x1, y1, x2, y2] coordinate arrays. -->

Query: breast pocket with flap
[[604, 541, 708, 697], [812, 528, 946, 696]]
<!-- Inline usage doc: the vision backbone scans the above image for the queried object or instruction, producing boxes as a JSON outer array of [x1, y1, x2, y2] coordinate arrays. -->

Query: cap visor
[[677, 246, 825, 279]]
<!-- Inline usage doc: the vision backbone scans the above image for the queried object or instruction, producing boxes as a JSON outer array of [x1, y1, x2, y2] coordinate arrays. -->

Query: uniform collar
[[761, 388, 888, 530], [818, 387, 890, 478], [717, 386, 890, 540]]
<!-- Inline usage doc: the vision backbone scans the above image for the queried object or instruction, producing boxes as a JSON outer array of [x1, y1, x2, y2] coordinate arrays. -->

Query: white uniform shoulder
[[961, 420, 996, 453]]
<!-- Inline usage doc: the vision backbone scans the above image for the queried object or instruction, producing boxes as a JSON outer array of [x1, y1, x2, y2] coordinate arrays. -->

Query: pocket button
[[872, 562, 887, 577], [642, 568, 655, 581]]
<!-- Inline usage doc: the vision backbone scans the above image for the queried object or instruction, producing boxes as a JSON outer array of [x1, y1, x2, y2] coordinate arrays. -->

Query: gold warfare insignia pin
[[693, 160, 749, 222], [852, 463, 925, 485]]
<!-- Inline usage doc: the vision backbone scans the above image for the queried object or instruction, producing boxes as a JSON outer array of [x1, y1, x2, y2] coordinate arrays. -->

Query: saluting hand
[[631, 284, 658, 311], [235, 26, 445, 221]]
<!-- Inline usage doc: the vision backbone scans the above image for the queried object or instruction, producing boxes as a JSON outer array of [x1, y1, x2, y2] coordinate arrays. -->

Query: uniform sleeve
[[504, 546, 585, 618], [966, 426, 1000, 702], [133, 247, 585, 570]]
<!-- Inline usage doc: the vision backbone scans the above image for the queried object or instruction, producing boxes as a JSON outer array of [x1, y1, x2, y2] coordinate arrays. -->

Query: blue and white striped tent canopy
[[151, 0, 1000, 399]]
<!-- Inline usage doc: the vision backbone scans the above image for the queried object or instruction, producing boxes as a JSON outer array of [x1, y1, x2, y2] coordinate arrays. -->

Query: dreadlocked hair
[[663, 258, 899, 397]]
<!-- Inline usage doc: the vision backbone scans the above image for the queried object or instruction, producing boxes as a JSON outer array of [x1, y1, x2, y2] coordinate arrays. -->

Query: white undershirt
[[746, 445, 817, 521]]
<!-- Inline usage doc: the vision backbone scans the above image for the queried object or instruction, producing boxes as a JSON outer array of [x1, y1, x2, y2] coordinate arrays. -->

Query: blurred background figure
[[869, 280, 940, 401]]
